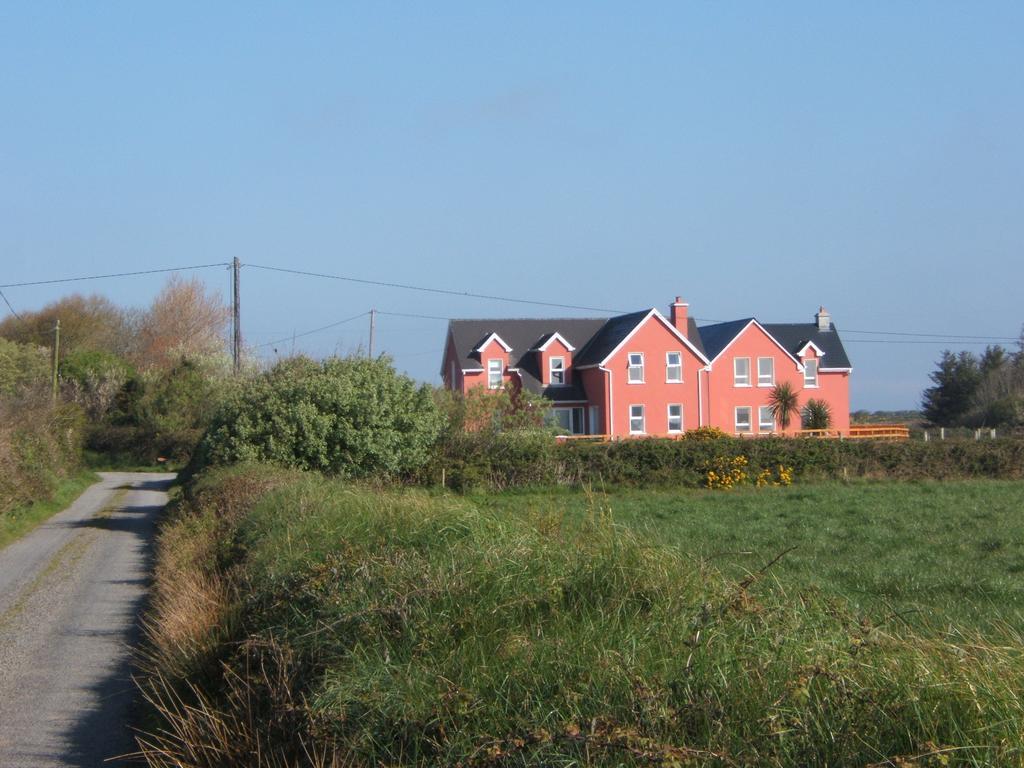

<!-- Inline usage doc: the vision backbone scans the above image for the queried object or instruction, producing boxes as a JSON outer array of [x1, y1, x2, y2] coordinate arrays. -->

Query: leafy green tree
[[60, 348, 135, 419], [767, 382, 801, 430], [921, 351, 982, 426], [802, 398, 833, 430], [199, 355, 442, 478], [136, 358, 221, 434]]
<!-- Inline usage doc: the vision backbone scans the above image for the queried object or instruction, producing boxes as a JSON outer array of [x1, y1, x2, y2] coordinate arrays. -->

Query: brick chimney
[[815, 306, 832, 331], [670, 296, 689, 338]]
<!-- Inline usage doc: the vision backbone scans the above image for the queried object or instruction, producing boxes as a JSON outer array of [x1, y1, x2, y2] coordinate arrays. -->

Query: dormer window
[[549, 356, 566, 386], [804, 359, 818, 388], [487, 359, 503, 389]]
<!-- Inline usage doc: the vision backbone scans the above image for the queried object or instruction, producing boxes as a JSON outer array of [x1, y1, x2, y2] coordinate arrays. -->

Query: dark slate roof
[[445, 317, 609, 397], [683, 317, 707, 358], [447, 318, 609, 370], [761, 323, 852, 369], [574, 310, 651, 366], [572, 311, 707, 365], [694, 318, 852, 369], [445, 313, 717, 402], [694, 318, 753, 361]]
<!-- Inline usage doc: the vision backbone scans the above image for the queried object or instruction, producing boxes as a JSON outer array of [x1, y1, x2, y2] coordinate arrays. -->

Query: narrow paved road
[[0, 472, 175, 767]]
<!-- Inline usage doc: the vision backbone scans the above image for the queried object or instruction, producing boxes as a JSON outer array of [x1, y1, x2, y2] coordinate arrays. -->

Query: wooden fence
[[800, 424, 910, 441], [555, 424, 911, 442]]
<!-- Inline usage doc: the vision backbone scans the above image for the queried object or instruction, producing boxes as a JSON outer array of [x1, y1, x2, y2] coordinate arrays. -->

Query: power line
[[0, 262, 230, 289], [2, 259, 1018, 350], [255, 310, 370, 350], [843, 338, 1011, 345], [0, 289, 24, 321], [245, 263, 627, 314], [841, 328, 1018, 342], [248, 264, 1021, 343], [376, 310, 453, 321]]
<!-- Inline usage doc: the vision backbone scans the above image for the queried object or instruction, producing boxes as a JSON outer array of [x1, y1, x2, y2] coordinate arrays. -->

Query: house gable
[[473, 332, 512, 354], [531, 332, 576, 352], [577, 309, 709, 369], [700, 319, 803, 371], [797, 340, 825, 359]]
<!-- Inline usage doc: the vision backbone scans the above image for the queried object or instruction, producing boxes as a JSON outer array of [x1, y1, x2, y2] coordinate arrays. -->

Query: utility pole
[[232, 257, 242, 374], [51, 318, 60, 402], [368, 309, 376, 358]]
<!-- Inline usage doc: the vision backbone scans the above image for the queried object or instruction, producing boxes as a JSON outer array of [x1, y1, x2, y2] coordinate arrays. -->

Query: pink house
[[440, 298, 851, 437]]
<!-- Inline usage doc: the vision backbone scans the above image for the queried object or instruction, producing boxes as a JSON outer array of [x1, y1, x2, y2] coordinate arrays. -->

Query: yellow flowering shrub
[[705, 457, 793, 490], [755, 465, 794, 487], [704, 455, 748, 489]]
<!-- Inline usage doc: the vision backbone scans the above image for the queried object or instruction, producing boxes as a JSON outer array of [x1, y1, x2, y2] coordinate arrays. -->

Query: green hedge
[[424, 433, 1024, 490], [0, 402, 85, 517], [85, 423, 202, 467]]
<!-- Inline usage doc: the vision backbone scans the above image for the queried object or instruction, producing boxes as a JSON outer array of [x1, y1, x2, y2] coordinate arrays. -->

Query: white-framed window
[[549, 356, 565, 386], [804, 359, 818, 388], [667, 404, 683, 433], [735, 406, 752, 433], [449, 360, 456, 388], [759, 405, 775, 432], [629, 404, 645, 434], [627, 353, 644, 383], [666, 351, 682, 383], [757, 357, 774, 387], [734, 357, 751, 387], [487, 359, 503, 389]]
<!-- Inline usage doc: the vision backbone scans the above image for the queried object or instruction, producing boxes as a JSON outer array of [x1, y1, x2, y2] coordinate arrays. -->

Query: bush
[[196, 355, 442, 479], [428, 434, 1024, 490], [0, 399, 84, 517], [0, 338, 50, 398], [138, 466, 1024, 767], [60, 347, 135, 420]]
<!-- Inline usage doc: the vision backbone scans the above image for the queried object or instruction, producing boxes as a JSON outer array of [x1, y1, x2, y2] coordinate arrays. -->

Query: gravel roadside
[[0, 472, 175, 767]]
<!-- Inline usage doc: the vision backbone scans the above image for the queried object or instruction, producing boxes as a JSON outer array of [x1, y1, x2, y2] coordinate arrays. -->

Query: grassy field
[[139, 467, 1024, 766], [0, 470, 98, 550], [470, 481, 1024, 634]]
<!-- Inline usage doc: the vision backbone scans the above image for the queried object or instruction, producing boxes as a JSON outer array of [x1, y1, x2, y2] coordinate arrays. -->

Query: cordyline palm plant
[[802, 398, 833, 430], [768, 382, 801, 431]]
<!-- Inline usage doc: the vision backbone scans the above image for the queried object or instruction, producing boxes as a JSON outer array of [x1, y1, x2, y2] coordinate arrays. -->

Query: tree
[[802, 398, 833, 430], [437, 382, 550, 435], [198, 355, 442, 478], [0, 294, 132, 359], [59, 348, 135, 420], [135, 275, 230, 370], [967, 344, 1024, 427], [980, 345, 1009, 376], [767, 382, 801, 431], [921, 350, 982, 426]]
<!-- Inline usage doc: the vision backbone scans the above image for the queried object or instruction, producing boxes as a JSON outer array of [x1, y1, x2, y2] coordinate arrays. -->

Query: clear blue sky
[[2, 3, 1022, 410]]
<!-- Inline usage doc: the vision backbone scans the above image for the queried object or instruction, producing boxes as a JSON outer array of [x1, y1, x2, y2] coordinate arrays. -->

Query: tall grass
[[138, 466, 1024, 767]]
